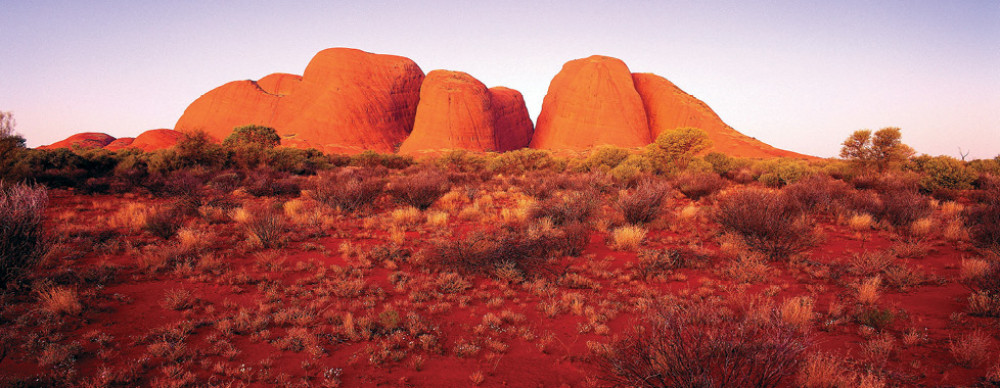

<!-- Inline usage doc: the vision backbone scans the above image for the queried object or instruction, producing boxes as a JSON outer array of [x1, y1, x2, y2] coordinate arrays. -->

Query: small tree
[[840, 127, 914, 172], [0, 111, 27, 181], [645, 127, 712, 174], [223, 125, 281, 148], [223, 125, 281, 169]]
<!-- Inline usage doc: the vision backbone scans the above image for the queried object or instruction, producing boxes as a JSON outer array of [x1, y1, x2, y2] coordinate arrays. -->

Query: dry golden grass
[[960, 258, 991, 282], [162, 288, 195, 311], [38, 286, 82, 316], [950, 329, 991, 368], [780, 296, 815, 331], [425, 211, 449, 227], [176, 227, 211, 254], [910, 217, 934, 237], [939, 201, 965, 218], [609, 225, 646, 251], [943, 220, 969, 242], [967, 291, 1000, 316], [678, 204, 699, 221], [231, 207, 252, 224], [109, 202, 151, 231], [848, 213, 874, 231], [861, 332, 895, 366], [390, 206, 422, 226], [725, 253, 770, 283], [856, 276, 882, 305], [796, 352, 853, 388]]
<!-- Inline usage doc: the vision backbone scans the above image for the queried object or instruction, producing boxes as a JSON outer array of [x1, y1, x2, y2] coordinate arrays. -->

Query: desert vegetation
[[1, 121, 999, 386]]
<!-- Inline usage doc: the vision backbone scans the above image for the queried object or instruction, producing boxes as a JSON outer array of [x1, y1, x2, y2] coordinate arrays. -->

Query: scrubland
[[2, 129, 1000, 387]]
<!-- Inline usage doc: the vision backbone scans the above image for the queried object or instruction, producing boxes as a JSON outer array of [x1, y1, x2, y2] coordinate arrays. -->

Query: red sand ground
[[0, 182, 995, 387]]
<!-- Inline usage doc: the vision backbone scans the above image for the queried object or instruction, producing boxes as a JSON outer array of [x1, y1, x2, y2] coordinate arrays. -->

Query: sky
[[2, 1, 998, 159]]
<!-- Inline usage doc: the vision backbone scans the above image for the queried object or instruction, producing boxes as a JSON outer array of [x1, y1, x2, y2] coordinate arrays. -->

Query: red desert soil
[[1, 177, 994, 387]]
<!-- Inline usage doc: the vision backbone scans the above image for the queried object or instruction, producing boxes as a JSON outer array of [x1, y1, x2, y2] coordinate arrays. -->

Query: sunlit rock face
[[632, 73, 805, 158], [529, 56, 651, 150], [39, 132, 116, 150], [400, 70, 533, 154], [175, 48, 424, 154]]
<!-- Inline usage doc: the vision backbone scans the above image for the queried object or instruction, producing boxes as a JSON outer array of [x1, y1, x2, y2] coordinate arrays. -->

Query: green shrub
[[585, 145, 631, 171], [1, 183, 48, 288], [645, 127, 712, 174], [609, 154, 652, 184], [910, 155, 976, 193], [486, 148, 565, 174], [350, 150, 413, 170], [755, 159, 813, 187]]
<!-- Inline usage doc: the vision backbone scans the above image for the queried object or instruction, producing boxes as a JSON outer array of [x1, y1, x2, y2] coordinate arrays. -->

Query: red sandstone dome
[[631, 73, 807, 159], [399, 70, 533, 154], [128, 129, 184, 152], [39, 132, 116, 150], [175, 48, 424, 154], [529, 56, 651, 150], [103, 137, 135, 151]]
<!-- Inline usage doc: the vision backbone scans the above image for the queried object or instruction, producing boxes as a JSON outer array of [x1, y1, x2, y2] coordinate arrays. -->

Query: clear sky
[[3, 1, 998, 158]]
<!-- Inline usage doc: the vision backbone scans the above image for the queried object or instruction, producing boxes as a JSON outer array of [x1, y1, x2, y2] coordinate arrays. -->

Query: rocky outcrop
[[175, 48, 424, 154], [39, 133, 116, 150], [103, 137, 135, 151], [632, 73, 805, 158], [490, 87, 534, 152], [129, 129, 183, 152], [399, 71, 533, 154], [529, 56, 650, 150]]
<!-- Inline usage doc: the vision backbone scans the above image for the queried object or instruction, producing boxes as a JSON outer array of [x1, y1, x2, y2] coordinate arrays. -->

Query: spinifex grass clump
[[715, 187, 815, 260], [616, 179, 670, 225], [595, 300, 807, 388], [313, 168, 386, 213], [389, 167, 450, 210], [0, 183, 48, 288]]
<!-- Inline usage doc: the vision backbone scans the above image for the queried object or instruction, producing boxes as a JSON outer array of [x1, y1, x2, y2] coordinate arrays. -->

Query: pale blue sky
[[2, 1, 998, 158]]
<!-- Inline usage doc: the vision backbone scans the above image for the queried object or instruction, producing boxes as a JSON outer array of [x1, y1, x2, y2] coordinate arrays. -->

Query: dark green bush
[[0, 183, 48, 288]]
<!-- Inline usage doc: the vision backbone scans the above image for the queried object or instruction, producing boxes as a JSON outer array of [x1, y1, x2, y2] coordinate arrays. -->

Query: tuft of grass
[[390, 206, 422, 226], [38, 286, 82, 316], [162, 288, 195, 311], [1, 183, 48, 288], [855, 276, 882, 305], [609, 225, 646, 251], [950, 329, 991, 368], [796, 352, 853, 388], [143, 206, 183, 239], [780, 296, 815, 331]]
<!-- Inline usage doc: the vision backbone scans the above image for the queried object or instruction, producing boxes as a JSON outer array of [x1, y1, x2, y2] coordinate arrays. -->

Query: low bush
[[616, 179, 670, 224], [595, 301, 806, 388], [388, 167, 450, 210], [876, 189, 931, 228], [715, 188, 815, 260], [674, 171, 726, 200], [242, 168, 301, 197], [313, 169, 386, 213], [143, 206, 183, 240], [783, 174, 852, 215], [910, 155, 977, 194], [528, 190, 598, 226], [1, 183, 48, 288], [431, 222, 586, 275], [963, 186, 1000, 253]]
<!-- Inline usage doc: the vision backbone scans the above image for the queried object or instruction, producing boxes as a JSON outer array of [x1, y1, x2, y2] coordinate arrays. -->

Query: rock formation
[[103, 137, 135, 151], [40, 132, 116, 150], [529, 56, 651, 150], [128, 129, 183, 152], [632, 73, 804, 158], [175, 48, 424, 154], [399, 70, 533, 154]]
